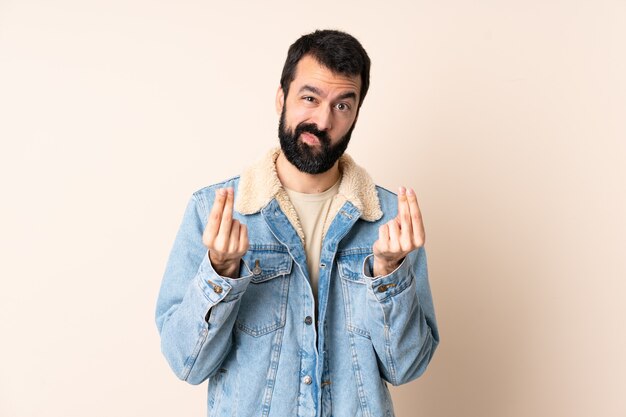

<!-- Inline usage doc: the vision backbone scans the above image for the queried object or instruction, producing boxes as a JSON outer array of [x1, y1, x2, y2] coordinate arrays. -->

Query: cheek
[[337, 116, 357, 135], [288, 106, 311, 123], [286, 98, 314, 119]]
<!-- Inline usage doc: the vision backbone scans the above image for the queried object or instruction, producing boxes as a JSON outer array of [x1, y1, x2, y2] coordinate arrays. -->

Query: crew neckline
[[284, 179, 341, 202]]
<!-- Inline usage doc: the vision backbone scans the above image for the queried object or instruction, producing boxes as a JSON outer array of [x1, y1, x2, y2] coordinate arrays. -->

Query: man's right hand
[[202, 187, 249, 278]]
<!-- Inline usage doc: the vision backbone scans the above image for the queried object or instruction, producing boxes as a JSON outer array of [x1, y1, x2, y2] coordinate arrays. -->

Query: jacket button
[[303, 375, 312, 385], [253, 260, 262, 275], [377, 284, 388, 293], [213, 284, 223, 294], [304, 316, 313, 325]]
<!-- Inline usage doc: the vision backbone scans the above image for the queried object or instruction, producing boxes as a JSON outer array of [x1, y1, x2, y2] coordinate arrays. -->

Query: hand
[[372, 186, 425, 277], [202, 187, 249, 278]]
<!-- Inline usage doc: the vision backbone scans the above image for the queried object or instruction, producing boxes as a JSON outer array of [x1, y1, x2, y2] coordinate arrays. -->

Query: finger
[[238, 223, 249, 254], [387, 219, 401, 252], [228, 219, 240, 253], [407, 188, 425, 246], [217, 187, 234, 240], [206, 188, 227, 240], [374, 224, 389, 255], [397, 186, 414, 249], [379, 222, 390, 241]]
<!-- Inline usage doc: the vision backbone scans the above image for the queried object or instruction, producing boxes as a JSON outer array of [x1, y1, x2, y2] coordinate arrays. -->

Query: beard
[[278, 106, 355, 174]]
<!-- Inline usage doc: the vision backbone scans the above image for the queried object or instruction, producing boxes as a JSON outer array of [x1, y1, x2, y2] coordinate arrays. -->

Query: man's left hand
[[372, 186, 425, 277]]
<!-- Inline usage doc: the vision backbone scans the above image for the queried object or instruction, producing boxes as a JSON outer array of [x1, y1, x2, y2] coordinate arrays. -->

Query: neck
[[276, 151, 340, 194]]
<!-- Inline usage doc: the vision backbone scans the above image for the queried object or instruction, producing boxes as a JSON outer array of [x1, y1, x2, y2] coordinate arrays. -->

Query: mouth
[[300, 132, 321, 146]]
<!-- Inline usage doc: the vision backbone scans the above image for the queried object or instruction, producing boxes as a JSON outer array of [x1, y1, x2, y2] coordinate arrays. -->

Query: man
[[156, 29, 439, 417]]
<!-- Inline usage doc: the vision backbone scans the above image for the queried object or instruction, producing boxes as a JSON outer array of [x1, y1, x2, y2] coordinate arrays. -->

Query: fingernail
[[407, 188, 415, 195], [217, 188, 226, 196], [398, 186, 406, 195]]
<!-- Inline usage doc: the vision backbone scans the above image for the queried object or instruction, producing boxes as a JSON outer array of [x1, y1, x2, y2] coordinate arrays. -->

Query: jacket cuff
[[363, 254, 414, 302], [196, 253, 254, 303]]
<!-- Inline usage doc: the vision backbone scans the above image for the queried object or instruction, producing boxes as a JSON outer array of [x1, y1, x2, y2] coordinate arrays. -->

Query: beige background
[[1, 0, 625, 416]]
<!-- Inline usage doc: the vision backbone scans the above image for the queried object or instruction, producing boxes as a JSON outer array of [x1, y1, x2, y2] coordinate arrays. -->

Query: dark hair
[[280, 29, 371, 108]]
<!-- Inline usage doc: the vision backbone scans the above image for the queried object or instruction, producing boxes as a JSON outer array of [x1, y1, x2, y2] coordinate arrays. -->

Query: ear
[[275, 86, 285, 115]]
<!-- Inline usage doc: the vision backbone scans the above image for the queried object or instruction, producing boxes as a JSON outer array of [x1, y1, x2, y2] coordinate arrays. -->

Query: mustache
[[294, 123, 330, 145]]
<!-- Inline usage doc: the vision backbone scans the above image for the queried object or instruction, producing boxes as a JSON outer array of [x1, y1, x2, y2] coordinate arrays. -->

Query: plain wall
[[1, 1, 624, 416]]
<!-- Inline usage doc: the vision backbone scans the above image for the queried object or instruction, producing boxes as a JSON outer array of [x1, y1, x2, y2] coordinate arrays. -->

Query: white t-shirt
[[284, 180, 340, 304]]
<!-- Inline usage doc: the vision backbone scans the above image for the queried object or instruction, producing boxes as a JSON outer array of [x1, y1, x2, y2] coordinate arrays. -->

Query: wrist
[[372, 256, 403, 277], [208, 252, 241, 278]]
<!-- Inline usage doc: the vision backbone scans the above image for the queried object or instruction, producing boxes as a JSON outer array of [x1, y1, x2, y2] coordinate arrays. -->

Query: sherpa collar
[[235, 147, 383, 242]]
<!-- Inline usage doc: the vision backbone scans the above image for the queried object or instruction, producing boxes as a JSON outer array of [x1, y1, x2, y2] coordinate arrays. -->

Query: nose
[[312, 104, 332, 131]]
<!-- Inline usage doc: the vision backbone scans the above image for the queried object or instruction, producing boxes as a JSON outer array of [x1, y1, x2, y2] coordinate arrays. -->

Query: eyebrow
[[298, 85, 358, 102], [298, 85, 323, 96], [336, 91, 357, 102]]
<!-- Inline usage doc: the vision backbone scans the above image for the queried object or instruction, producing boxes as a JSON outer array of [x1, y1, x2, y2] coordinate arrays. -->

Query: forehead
[[291, 55, 361, 97]]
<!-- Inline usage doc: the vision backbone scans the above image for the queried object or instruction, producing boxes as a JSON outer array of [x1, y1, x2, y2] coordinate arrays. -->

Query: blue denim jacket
[[156, 148, 439, 417]]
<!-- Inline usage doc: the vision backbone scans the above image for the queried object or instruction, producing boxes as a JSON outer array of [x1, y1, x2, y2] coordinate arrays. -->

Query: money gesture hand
[[372, 187, 425, 277], [202, 187, 249, 278]]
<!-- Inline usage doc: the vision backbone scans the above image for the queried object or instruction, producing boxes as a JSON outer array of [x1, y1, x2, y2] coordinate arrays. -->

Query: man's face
[[277, 55, 361, 174]]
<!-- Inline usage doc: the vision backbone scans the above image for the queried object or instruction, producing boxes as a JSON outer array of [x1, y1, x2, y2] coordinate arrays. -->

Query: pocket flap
[[242, 245, 292, 283], [337, 248, 371, 283]]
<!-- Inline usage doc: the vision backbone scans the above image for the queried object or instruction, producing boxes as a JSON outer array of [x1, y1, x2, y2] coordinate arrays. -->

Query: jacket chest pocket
[[236, 246, 292, 337], [337, 250, 372, 339]]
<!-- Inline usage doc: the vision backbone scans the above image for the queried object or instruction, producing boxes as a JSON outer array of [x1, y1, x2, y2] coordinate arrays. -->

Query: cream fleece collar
[[235, 147, 383, 242]]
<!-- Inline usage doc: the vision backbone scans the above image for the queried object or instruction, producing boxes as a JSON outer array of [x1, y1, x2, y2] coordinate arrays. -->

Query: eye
[[302, 96, 316, 103], [335, 102, 351, 112]]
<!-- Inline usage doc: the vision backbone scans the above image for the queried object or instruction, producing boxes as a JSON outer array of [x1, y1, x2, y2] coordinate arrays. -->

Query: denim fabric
[[156, 176, 439, 417]]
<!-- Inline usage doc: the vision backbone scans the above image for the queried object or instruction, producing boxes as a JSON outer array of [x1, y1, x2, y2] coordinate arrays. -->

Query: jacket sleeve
[[155, 193, 253, 385], [362, 247, 440, 386]]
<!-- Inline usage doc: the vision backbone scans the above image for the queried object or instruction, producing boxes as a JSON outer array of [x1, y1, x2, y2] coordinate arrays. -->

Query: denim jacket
[[156, 148, 439, 417]]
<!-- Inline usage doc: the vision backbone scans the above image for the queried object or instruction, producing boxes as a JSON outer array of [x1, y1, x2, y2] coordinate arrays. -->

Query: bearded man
[[156, 29, 439, 417]]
